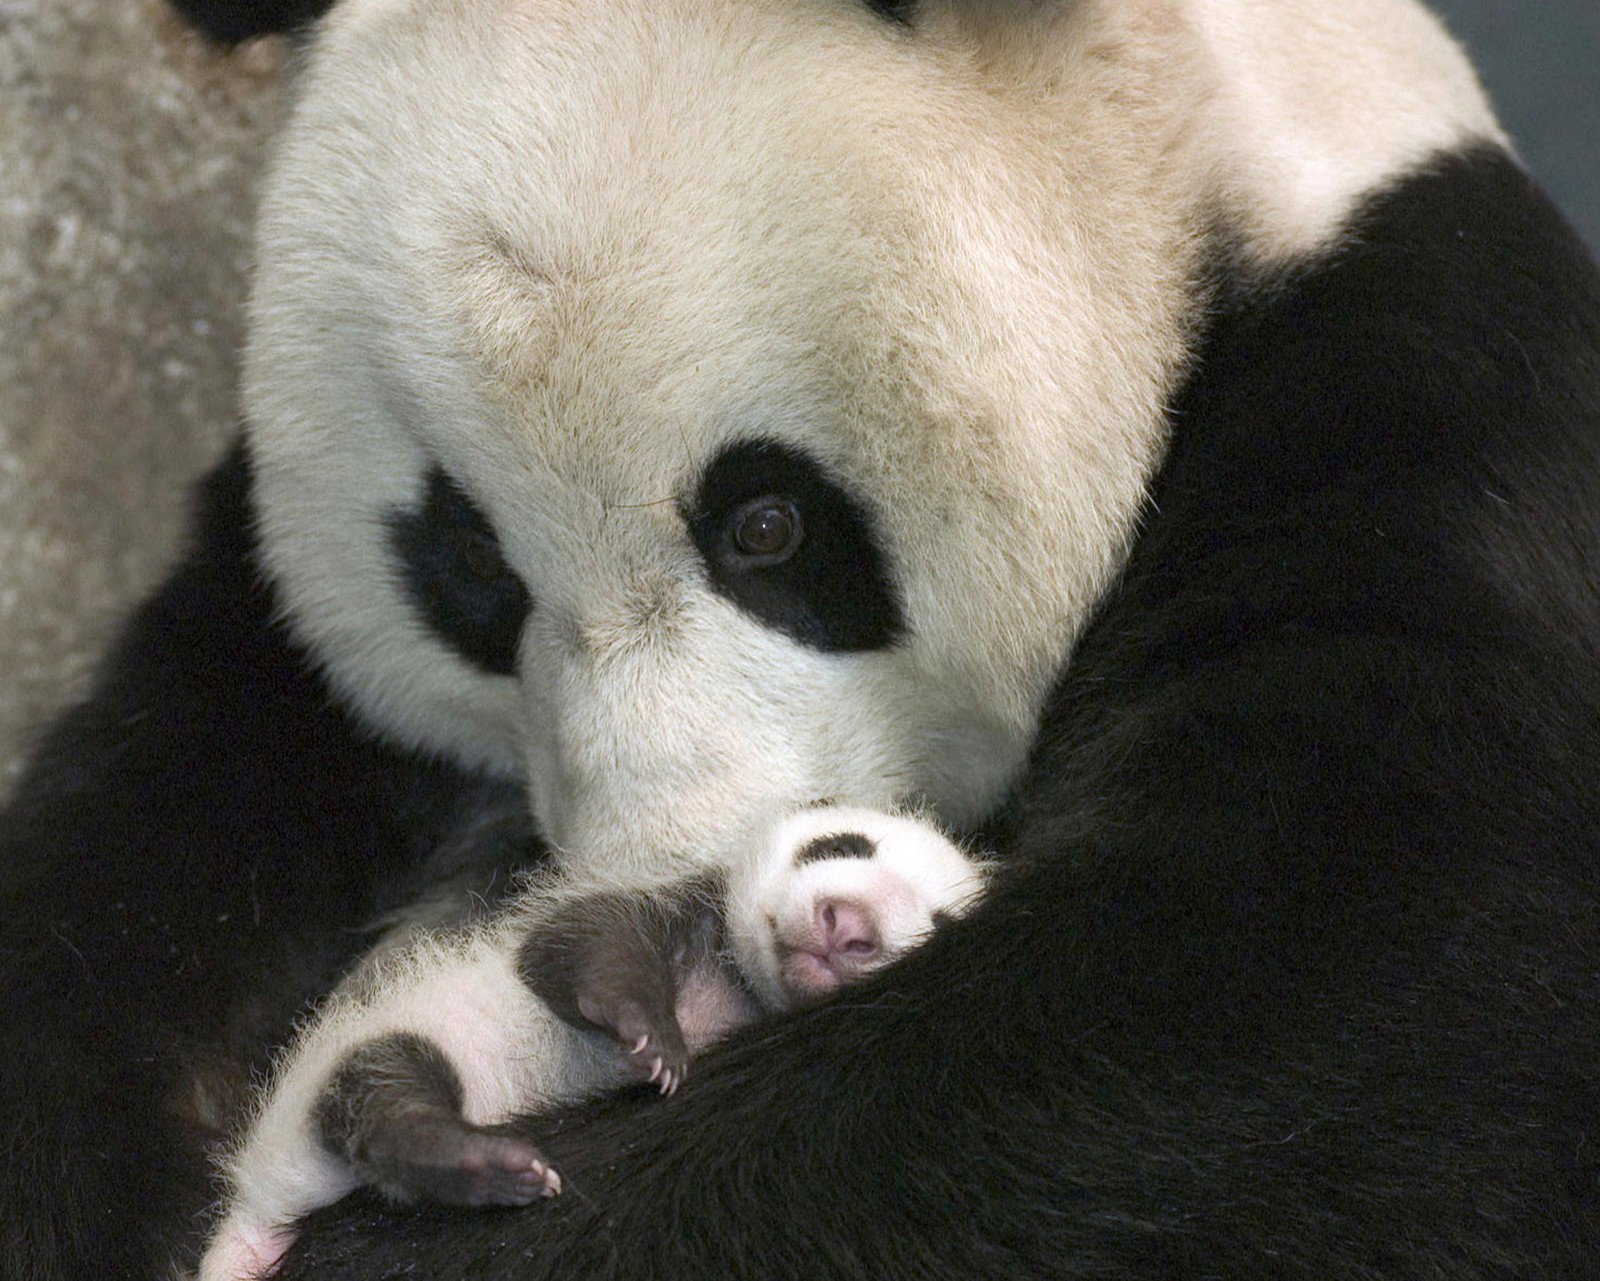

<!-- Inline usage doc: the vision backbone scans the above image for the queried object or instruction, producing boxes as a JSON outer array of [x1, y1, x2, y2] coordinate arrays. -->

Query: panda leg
[[313, 1032, 560, 1206], [519, 876, 727, 1094]]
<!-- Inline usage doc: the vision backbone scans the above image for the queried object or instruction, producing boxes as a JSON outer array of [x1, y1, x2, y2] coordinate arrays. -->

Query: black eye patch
[[795, 832, 878, 866], [388, 468, 532, 677], [688, 440, 903, 652]]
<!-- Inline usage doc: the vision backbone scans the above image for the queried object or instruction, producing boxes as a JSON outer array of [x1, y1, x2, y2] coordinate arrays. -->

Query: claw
[[649, 1056, 663, 1083], [631, 1034, 649, 1055]]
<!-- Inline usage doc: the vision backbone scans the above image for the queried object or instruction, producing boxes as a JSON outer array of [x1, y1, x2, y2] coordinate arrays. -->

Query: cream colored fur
[[243, 0, 1501, 875]]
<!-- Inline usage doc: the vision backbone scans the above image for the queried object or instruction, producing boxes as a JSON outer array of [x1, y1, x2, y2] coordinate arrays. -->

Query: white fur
[[1184, 0, 1502, 259], [240, 0, 1501, 880], [196, 806, 985, 1281], [729, 805, 990, 1009], [196, 908, 615, 1281]]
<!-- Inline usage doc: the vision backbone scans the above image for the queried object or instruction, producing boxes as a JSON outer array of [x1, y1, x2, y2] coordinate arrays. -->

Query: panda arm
[[518, 874, 727, 1088], [0, 444, 522, 1279], [272, 150, 1600, 1277]]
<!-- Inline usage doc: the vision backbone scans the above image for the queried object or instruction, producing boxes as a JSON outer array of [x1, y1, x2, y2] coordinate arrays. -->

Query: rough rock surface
[[0, 0, 283, 790]]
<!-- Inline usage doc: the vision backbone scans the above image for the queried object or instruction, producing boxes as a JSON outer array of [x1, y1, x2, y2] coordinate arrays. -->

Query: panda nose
[[817, 899, 878, 962]]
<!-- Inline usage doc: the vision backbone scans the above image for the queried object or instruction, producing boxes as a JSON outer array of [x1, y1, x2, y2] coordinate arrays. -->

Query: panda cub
[[198, 807, 987, 1281]]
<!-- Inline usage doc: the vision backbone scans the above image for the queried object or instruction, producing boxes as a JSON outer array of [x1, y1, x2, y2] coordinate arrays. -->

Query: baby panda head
[[725, 807, 989, 1011]]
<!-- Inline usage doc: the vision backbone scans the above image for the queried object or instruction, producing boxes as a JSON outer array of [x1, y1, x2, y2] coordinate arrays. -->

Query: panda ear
[[166, 0, 335, 43], [863, 0, 916, 23]]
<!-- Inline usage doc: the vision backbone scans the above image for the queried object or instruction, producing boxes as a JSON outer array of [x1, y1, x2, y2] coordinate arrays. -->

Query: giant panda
[[2, 0, 1598, 1278]]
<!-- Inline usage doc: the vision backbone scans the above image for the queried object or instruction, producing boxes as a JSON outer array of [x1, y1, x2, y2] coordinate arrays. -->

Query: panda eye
[[459, 528, 512, 583], [729, 497, 803, 564], [388, 467, 532, 677], [689, 439, 903, 652]]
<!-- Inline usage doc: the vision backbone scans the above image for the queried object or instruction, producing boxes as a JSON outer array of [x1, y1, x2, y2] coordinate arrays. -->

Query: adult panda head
[[237, 0, 1501, 875]]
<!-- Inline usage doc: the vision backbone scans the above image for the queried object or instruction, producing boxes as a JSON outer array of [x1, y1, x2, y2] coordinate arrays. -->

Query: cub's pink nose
[[818, 899, 878, 961]]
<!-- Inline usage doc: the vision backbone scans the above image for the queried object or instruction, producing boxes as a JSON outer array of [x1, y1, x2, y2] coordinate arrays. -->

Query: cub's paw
[[196, 1221, 298, 1281], [584, 996, 691, 1095], [361, 1116, 561, 1207], [319, 1032, 561, 1207]]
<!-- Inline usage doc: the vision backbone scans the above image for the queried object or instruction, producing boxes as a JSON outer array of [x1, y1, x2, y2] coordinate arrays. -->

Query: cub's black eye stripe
[[796, 832, 878, 866]]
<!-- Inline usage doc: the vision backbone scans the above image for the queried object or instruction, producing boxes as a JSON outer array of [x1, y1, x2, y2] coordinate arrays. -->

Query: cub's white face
[[244, 0, 1498, 876], [727, 806, 989, 1011]]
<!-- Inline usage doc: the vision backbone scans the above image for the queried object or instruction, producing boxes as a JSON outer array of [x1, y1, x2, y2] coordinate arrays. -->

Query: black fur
[[260, 148, 1600, 1277], [794, 831, 877, 865], [862, 0, 916, 25], [389, 467, 532, 677], [689, 439, 904, 651], [519, 874, 726, 1071], [314, 1032, 553, 1207], [167, 0, 334, 43], [0, 447, 540, 1279]]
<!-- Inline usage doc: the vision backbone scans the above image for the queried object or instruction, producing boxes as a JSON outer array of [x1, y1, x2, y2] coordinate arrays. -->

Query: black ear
[[864, 0, 916, 23], [167, 0, 336, 43]]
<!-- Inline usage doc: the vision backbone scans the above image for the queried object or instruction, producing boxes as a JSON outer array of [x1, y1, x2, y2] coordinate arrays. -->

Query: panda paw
[[196, 1221, 298, 1281], [360, 1118, 562, 1207], [614, 1011, 692, 1095], [573, 987, 691, 1094]]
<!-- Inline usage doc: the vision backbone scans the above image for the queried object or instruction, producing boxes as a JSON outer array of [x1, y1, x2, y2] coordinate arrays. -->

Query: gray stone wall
[[0, 1, 281, 789], [1432, 0, 1599, 255]]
